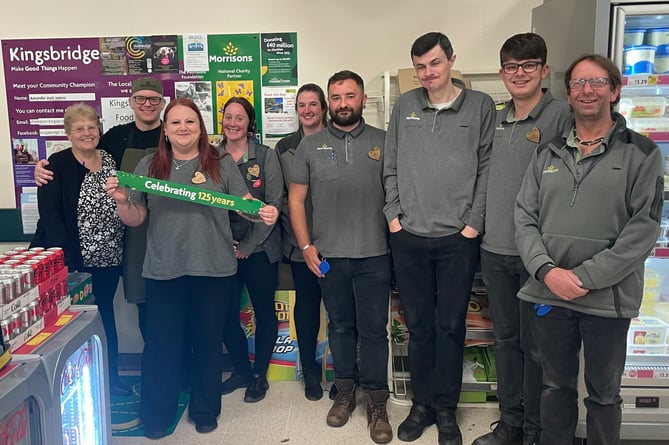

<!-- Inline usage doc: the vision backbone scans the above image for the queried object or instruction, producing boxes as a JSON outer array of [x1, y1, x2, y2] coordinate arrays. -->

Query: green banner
[[116, 171, 262, 214]]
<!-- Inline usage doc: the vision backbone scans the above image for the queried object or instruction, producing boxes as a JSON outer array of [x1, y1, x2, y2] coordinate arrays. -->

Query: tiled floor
[[111, 378, 501, 445], [108, 377, 669, 445]]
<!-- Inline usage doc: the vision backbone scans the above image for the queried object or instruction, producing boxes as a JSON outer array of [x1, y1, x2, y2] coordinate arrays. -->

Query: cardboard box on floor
[[397, 68, 471, 93]]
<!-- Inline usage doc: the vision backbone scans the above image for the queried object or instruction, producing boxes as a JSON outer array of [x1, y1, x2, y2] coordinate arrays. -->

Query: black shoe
[[221, 372, 251, 395], [436, 409, 462, 445], [143, 427, 169, 440], [303, 368, 323, 401], [397, 403, 436, 442], [472, 420, 523, 445], [328, 382, 338, 400], [244, 374, 269, 403], [188, 417, 218, 434], [110, 380, 133, 397]]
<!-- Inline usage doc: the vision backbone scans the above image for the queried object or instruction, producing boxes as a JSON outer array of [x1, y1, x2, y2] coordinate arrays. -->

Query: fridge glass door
[[59, 335, 104, 445], [0, 398, 42, 445]]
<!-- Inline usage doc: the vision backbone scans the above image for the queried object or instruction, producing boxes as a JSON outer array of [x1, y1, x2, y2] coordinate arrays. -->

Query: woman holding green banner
[[106, 98, 278, 439], [218, 97, 283, 404]]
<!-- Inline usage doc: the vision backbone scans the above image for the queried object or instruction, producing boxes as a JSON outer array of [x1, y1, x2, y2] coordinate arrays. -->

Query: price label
[[625, 75, 658, 86]]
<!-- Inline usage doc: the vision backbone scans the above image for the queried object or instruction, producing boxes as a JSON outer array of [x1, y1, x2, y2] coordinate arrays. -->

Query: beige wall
[[0, 0, 542, 208]]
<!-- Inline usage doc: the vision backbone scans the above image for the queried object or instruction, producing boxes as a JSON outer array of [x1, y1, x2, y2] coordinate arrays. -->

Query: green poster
[[260, 33, 298, 87], [207, 34, 262, 135]]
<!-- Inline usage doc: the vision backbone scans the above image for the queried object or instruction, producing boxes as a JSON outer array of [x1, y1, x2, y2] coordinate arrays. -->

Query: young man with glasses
[[384, 32, 495, 445], [473, 33, 571, 445], [33, 77, 166, 395], [515, 54, 664, 445]]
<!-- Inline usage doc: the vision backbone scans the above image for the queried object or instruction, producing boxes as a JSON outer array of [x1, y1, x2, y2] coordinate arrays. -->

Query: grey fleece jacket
[[515, 113, 664, 318], [383, 78, 496, 236]]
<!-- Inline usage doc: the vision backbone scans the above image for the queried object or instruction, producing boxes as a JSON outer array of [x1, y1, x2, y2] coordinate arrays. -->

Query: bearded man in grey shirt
[[290, 70, 392, 445]]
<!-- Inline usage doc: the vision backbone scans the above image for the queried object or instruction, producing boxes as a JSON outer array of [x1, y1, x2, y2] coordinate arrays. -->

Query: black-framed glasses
[[568, 77, 611, 90], [501, 60, 542, 74], [132, 95, 163, 105]]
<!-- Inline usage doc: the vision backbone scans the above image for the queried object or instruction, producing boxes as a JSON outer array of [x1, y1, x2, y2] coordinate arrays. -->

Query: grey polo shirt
[[292, 119, 389, 259], [384, 78, 496, 237], [482, 90, 572, 255]]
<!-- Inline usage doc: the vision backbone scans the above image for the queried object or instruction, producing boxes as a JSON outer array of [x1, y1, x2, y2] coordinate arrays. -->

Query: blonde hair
[[63, 103, 100, 134]]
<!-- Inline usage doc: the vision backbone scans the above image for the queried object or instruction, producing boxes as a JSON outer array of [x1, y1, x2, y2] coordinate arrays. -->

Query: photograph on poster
[[175, 81, 214, 133], [12, 138, 38, 165]]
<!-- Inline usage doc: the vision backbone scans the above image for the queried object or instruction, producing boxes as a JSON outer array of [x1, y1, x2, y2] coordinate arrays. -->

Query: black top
[[99, 122, 162, 167]]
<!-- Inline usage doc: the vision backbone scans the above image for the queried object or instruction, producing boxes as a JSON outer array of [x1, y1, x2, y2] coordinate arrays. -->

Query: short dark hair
[[296, 83, 327, 125], [411, 32, 454, 59], [223, 96, 256, 134], [327, 70, 364, 93], [500, 33, 547, 65], [564, 54, 622, 107]]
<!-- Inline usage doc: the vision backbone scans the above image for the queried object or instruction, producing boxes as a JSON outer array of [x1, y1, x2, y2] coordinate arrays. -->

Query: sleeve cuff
[[536, 262, 555, 282]]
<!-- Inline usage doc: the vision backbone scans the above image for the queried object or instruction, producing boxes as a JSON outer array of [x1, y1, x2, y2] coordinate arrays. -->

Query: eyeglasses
[[568, 77, 611, 90], [132, 95, 163, 105], [71, 125, 99, 134], [501, 61, 542, 74]]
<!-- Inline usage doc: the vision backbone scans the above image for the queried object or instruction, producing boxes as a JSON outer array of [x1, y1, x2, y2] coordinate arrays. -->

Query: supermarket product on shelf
[[624, 28, 646, 46], [623, 45, 656, 75], [630, 117, 669, 132], [0, 246, 71, 353], [619, 97, 667, 119], [627, 316, 668, 347], [645, 28, 669, 47]]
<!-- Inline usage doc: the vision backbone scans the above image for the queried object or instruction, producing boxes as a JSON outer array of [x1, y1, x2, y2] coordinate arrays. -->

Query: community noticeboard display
[[1, 33, 298, 208]]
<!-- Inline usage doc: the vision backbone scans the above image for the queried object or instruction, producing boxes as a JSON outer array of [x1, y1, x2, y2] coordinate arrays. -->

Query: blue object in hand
[[319, 259, 330, 275], [534, 303, 552, 316]]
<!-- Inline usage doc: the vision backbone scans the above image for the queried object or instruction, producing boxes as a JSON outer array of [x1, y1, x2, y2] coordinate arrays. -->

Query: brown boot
[[326, 379, 356, 427], [367, 389, 393, 444]]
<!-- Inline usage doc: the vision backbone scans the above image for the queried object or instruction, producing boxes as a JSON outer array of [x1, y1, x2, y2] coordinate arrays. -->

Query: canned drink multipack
[[0, 272, 25, 296], [1, 319, 10, 343], [9, 313, 21, 338], [0, 276, 19, 304], [28, 300, 41, 322], [13, 265, 35, 289], [46, 247, 65, 272], [19, 307, 30, 331], [24, 259, 46, 285]]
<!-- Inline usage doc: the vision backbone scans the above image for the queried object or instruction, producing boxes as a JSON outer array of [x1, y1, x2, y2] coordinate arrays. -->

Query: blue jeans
[[480, 250, 541, 434], [319, 255, 391, 390], [390, 230, 480, 410], [529, 305, 630, 445]]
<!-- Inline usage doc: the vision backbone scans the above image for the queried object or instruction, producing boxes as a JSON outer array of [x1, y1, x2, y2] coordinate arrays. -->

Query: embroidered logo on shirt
[[192, 171, 207, 184], [316, 143, 333, 151], [526, 127, 541, 143], [368, 146, 381, 161], [247, 163, 260, 180], [542, 165, 559, 174], [405, 112, 420, 121]]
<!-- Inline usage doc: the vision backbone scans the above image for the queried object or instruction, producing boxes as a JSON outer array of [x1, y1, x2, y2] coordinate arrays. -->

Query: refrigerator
[[9, 307, 111, 445], [0, 358, 52, 444], [533, 1, 669, 441]]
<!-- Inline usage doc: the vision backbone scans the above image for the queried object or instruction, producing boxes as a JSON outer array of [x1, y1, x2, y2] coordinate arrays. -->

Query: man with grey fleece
[[383, 32, 495, 445], [515, 54, 664, 445]]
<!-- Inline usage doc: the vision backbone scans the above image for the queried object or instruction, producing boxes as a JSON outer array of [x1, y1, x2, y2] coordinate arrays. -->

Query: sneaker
[[326, 379, 356, 427], [397, 402, 436, 442], [221, 372, 251, 395], [303, 367, 323, 401], [367, 389, 393, 444], [243, 374, 269, 403], [472, 420, 523, 445], [436, 409, 462, 445]]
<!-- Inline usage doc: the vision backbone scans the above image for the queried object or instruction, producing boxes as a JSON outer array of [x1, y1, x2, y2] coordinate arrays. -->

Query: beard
[[329, 105, 363, 127]]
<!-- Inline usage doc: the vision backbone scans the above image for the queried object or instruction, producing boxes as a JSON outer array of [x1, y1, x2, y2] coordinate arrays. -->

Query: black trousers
[[290, 260, 323, 371], [140, 275, 233, 430]]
